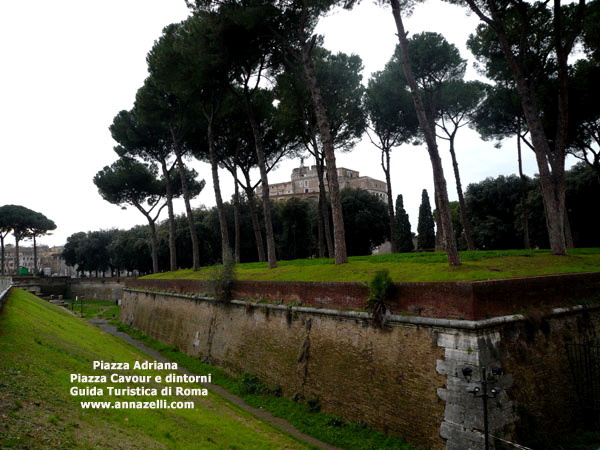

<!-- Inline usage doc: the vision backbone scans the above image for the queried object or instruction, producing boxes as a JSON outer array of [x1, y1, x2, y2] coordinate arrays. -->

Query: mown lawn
[[0, 288, 312, 449], [143, 248, 600, 283], [65, 298, 120, 319]]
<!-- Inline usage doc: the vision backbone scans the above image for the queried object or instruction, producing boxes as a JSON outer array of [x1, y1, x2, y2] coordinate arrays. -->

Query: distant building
[[1, 244, 72, 276], [256, 165, 388, 202]]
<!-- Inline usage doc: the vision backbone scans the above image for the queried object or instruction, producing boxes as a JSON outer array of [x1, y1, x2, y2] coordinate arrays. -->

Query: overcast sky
[[1, 1, 567, 249]]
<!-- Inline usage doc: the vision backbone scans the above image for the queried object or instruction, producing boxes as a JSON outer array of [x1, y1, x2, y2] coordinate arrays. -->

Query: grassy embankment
[[143, 248, 600, 282], [0, 289, 414, 450], [0, 288, 312, 449]]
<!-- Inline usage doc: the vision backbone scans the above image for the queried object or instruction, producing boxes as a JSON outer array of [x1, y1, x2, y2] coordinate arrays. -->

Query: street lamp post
[[462, 365, 503, 450]]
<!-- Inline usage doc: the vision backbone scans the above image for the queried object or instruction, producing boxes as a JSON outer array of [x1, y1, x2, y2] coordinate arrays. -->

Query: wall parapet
[[124, 287, 600, 331], [126, 271, 600, 320], [0, 277, 13, 312]]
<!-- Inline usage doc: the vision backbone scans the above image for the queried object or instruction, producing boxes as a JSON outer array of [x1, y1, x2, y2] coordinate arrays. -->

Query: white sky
[[0, 0, 569, 248]]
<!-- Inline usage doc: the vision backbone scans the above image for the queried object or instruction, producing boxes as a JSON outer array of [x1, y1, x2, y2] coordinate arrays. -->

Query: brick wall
[[125, 272, 600, 320], [68, 279, 124, 302], [121, 289, 448, 450], [498, 308, 600, 434], [121, 283, 600, 449]]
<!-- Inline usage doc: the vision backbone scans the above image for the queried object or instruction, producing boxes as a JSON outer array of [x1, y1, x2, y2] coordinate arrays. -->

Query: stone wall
[[68, 279, 124, 302], [8, 277, 124, 301], [12, 276, 69, 296], [120, 286, 600, 449], [121, 289, 448, 449], [0, 277, 12, 311]]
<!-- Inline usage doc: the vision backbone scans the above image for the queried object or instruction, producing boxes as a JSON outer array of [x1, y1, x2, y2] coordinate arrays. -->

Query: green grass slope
[[0, 288, 310, 449], [144, 248, 600, 283]]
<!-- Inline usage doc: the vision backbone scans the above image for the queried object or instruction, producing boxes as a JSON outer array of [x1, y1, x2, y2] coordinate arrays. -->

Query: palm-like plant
[[366, 270, 395, 328]]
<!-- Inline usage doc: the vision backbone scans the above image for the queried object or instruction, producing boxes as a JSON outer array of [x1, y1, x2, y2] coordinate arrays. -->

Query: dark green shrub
[[239, 373, 268, 395], [366, 269, 395, 327], [307, 395, 321, 413], [210, 249, 236, 302]]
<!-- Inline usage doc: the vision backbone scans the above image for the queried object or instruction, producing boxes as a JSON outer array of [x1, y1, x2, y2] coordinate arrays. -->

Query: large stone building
[[1, 244, 72, 276], [256, 165, 388, 202]]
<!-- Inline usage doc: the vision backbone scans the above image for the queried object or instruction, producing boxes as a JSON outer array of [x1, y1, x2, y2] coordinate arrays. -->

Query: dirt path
[[90, 319, 343, 450]]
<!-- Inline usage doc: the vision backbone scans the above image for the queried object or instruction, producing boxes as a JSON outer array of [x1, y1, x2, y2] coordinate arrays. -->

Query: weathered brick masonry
[[67, 278, 124, 302], [125, 271, 600, 320], [121, 280, 600, 450], [121, 289, 448, 449]]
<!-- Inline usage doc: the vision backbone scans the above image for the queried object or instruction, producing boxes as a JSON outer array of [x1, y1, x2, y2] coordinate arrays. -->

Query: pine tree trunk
[[173, 142, 201, 271], [529, 132, 567, 255], [134, 206, 159, 274], [316, 198, 326, 258], [434, 193, 443, 252], [243, 91, 277, 268], [448, 135, 475, 250], [33, 235, 38, 275], [308, 135, 332, 258], [207, 118, 230, 264], [148, 221, 159, 274], [160, 160, 177, 271], [233, 173, 241, 264], [302, 39, 347, 265], [313, 154, 325, 257], [564, 210, 574, 249], [15, 237, 20, 275], [382, 148, 397, 253], [244, 183, 266, 263], [517, 133, 531, 249], [133, 202, 158, 273], [390, 0, 461, 266], [527, 107, 567, 255], [487, 3, 567, 256], [315, 154, 334, 258], [1, 237, 5, 275]]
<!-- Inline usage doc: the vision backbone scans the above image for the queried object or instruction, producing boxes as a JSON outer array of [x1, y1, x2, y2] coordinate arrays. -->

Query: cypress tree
[[417, 189, 435, 250], [395, 194, 413, 252]]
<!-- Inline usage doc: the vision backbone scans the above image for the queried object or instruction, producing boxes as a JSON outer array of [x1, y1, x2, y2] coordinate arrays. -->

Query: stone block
[[445, 348, 481, 365]]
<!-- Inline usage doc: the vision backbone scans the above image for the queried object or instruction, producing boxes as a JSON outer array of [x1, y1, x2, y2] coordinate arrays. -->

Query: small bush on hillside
[[366, 270, 395, 328], [239, 373, 269, 395], [210, 249, 236, 303]]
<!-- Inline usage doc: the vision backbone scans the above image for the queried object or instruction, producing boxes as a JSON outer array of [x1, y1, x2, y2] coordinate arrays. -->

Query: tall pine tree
[[417, 189, 435, 250], [395, 194, 413, 252]]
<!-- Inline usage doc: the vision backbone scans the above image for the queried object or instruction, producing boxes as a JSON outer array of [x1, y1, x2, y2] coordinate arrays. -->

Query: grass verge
[[64, 298, 120, 320], [142, 248, 600, 283], [0, 288, 312, 449]]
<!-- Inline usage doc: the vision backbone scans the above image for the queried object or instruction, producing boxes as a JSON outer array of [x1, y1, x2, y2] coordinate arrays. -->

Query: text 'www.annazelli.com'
[[80, 400, 194, 410]]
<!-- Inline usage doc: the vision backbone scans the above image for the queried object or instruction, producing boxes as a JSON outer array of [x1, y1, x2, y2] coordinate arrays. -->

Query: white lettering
[[110, 374, 152, 383], [133, 361, 178, 370], [175, 387, 208, 396], [70, 386, 103, 396], [70, 374, 107, 383], [165, 373, 211, 383], [92, 361, 129, 370]]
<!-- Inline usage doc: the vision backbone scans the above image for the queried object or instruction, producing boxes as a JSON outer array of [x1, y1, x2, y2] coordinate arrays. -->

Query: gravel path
[[90, 319, 343, 450]]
